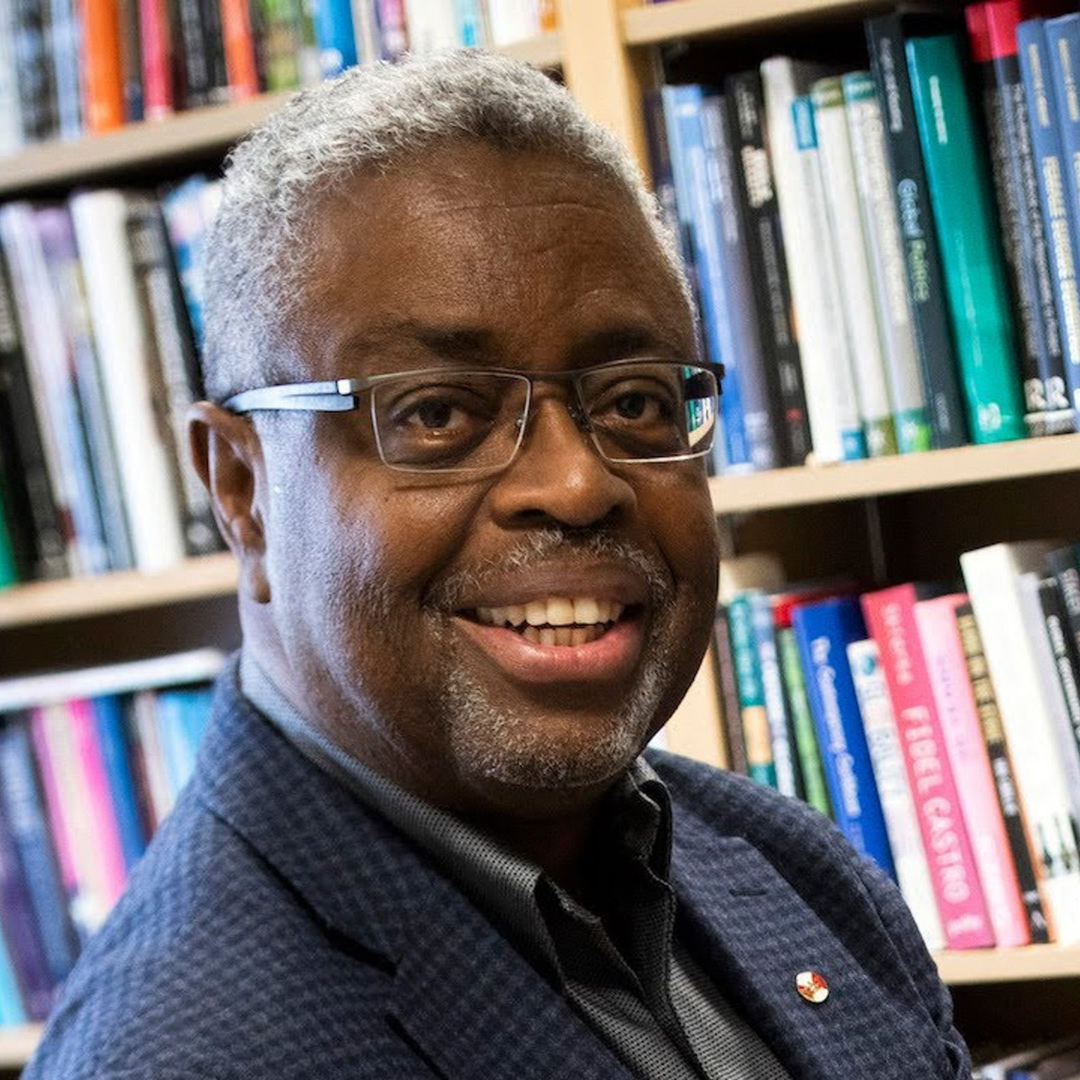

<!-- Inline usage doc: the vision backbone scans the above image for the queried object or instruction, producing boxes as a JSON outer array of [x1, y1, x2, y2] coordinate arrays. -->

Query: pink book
[[862, 584, 995, 949], [29, 707, 78, 901], [139, 0, 173, 119], [69, 700, 128, 909], [914, 594, 1030, 947]]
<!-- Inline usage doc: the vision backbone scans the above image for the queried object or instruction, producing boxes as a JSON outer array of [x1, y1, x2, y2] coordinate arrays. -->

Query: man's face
[[252, 142, 720, 816]]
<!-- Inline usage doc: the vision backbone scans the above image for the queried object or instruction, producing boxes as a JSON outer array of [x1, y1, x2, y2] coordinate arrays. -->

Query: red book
[[140, 0, 174, 118], [862, 584, 995, 949]]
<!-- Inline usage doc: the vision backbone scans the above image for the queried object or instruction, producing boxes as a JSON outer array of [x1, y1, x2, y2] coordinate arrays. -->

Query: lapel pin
[[795, 970, 829, 1004]]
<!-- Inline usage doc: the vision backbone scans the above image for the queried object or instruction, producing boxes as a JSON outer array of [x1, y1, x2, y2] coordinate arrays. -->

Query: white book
[[0, 0, 21, 156], [70, 190, 187, 572], [762, 57, 859, 465], [0, 648, 226, 712], [843, 73, 928, 454], [960, 542, 1080, 944], [810, 77, 896, 457], [847, 638, 946, 952], [403, 0, 458, 50], [787, 93, 864, 463], [350, 0, 381, 65], [486, 0, 536, 46], [133, 690, 176, 824]]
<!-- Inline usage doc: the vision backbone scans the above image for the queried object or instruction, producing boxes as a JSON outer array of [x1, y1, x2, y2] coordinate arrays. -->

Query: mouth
[[463, 597, 637, 645]]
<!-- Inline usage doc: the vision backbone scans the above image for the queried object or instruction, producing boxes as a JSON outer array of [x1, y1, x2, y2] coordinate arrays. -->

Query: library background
[[2, 0, 1080, 1073]]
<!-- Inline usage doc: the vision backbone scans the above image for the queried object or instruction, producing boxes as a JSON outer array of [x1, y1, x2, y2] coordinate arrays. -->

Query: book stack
[[0, 176, 225, 590], [0, 0, 556, 152], [0, 649, 223, 1026], [714, 539, 1080, 953], [648, 5, 1080, 474]]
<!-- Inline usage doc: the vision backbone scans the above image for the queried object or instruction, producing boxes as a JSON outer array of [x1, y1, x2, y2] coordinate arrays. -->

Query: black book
[[865, 12, 968, 448], [1036, 576, 1080, 802], [725, 70, 811, 468]]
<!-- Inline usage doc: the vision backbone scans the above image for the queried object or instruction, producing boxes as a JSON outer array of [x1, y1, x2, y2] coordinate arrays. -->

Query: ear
[[188, 402, 271, 604]]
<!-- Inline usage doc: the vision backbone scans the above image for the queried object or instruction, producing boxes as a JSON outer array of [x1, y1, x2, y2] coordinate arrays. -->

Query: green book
[[777, 626, 832, 818], [0, 483, 17, 590], [906, 33, 1026, 444], [726, 594, 777, 790]]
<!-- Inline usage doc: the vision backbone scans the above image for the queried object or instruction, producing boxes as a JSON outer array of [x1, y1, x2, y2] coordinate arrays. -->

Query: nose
[[487, 394, 637, 530]]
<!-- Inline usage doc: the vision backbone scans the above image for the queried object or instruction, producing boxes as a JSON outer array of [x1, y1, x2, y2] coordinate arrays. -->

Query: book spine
[[220, 0, 260, 98], [313, 0, 356, 75], [1044, 15, 1080, 420], [0, 925, 25, 1026], [750, 593, 799, 797], [954, 600, 1051, 943], [778, 624, 831, 816], [48, 0, 83, 138], [12, 0, 57, 141], [1047, 545, 1080, 657], [843, 71, 932, 454], [907, 33, 1026, 444], [254, 0, 301, 90], [862, 584, 995, 948], [960, 543, 1080, 943], [175, 0, 212, 106], [973, 3, 1073, 437], [915, 594, 1030, 947], [1038, 573, 1080, 778], [790, 95, 867, 461], [727, 595, 776, 789], [131, 692, 171, 830], [140, 0, 175, 118], [713, 608, 749, 777], [0, 491, 16, 586], [791, 597, 896, 873], [0, 720, 78, 985], [727, 71, 812, 467], [201, 0, 230, 103], [92, 697, 147, 873], [78, 0, 124, 131], [116, 0, 143, 120], [847, 637, 946, 951], [372, 0, 407, 60], [0, 0, 24, 156], [865, 15, 968, 447], [811, 76, 897, 458]]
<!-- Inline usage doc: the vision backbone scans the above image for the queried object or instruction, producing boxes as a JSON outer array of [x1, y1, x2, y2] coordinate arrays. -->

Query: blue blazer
[[25, 660, 971, 1079]]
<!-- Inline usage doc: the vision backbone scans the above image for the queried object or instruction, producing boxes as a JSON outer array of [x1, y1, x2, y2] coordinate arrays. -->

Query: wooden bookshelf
[[935, 945, 1080, 986], [0, 553, 237, 631], [708, 434, 1080, 515], [621, 0, 888, 44], [0, 31, 561, 197]]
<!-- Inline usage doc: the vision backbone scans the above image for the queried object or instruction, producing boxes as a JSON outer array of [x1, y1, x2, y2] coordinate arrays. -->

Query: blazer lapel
[[668, 810, 946, 1080]]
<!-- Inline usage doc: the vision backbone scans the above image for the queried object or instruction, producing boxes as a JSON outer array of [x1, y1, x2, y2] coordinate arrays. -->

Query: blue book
[[791, 598, 896, 878], [660, 86, 748, 470], [0, 924, 26, 1027], [453, 0, 484, 46], [178, 688, 212, 768], [313, 0, 358, 77], [0, 719, 77, 989], [155, 692, 194, 801], [1019, 18, 1080, 413], [93, 697, 147, 873], [749, 593, 800, 798]]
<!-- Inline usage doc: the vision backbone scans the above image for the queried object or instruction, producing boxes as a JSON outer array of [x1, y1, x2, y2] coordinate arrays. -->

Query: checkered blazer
[[24, 658, 971, 1079]]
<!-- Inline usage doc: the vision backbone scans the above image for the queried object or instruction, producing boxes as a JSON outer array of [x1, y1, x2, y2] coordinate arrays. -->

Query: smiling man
[[26, 52, 971, 1080]]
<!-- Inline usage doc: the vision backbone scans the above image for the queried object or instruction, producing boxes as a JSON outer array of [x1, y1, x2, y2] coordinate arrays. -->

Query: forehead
[[289, 141, 694, 376]]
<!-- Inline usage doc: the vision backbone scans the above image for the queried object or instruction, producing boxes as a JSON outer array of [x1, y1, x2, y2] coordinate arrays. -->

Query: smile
[[468, 597, 628, 646]]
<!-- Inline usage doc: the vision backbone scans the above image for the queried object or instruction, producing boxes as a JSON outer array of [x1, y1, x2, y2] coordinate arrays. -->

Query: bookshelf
[[2, 0, 1079, 1069]]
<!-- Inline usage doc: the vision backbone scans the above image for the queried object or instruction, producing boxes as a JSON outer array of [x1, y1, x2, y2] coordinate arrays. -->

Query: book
[[139, 0, 174, 118], [0, 0, 23, 156], [789, 94, 866, 461], [12, 0, 56, 141], [48, 0, 82, 138], [1019, 18, 1080, 420], [0, 489, 15, 587], [115, 0, 142, 121], [843, 71, 932, 455], [174, 0, 215, 107], [92, 696, 147, 873], [810, 76, 897, 458], [847, 637, 945, 951], [220, 0, 260, 98], [70, 190, 187, 573], [712, 607, 748, 777], [907, 32, 1025, 444], [254, 0, 302, 91], [762, 56, 862, 466], [314, 0, 358, 74], [0, 924, 25, 1026], [726, 71, 811, 467], [749, 592, 800, 798], [372, 0, 408, 59], [791, 596, 895, 875], [402, 0, 455, 52], [914, 593, 1030, 947], [971, 2, 1073, 437], [960, 541, 1080, 943], [78, 0, 124, 130], [726, 594, 776, 789], [865, 13, 968, 448], [862, 583, 994, 948]]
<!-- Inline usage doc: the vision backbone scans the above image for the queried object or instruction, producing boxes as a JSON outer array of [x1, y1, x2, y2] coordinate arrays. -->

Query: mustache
[[426, 528, 673, 612]]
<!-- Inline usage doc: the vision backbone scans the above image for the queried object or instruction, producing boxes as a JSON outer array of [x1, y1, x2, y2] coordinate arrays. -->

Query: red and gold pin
[[795, 970, 829, 1004]]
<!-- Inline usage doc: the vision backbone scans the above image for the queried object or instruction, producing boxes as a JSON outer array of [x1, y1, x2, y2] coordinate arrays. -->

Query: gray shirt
[[240, 651, 790, 1080]]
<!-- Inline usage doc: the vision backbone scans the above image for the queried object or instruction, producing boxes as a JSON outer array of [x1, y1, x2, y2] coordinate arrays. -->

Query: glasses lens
[[579, 361, 717, 462], [371, 371, 529, 472]]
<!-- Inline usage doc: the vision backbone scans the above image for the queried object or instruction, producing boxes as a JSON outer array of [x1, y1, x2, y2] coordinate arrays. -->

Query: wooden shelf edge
[[0, 553, 238, 630], [709, 434, 1080, 515], [934, 944, 1080, 985], [622, 0, 884, 45], [0, 1023, 42, 1068], [0, 34, 562, 197]]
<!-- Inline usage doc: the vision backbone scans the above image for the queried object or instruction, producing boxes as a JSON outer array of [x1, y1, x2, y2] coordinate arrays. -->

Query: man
[[26, 52, 971, 1079]]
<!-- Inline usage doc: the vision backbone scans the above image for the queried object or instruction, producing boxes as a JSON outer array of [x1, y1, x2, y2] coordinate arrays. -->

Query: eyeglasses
[[222, 358, 723, 475]]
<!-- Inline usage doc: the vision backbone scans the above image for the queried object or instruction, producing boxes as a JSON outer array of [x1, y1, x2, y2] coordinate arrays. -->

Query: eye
[[614, 392, 649, 420], [411, 398, 459, 430]]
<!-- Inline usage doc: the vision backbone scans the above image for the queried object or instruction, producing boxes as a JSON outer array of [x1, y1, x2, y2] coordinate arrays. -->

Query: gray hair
[[201, 49, 691, 403]]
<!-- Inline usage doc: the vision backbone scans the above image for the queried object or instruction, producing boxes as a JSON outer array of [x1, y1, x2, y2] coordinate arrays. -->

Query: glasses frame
[[222, 357, 725, 475]]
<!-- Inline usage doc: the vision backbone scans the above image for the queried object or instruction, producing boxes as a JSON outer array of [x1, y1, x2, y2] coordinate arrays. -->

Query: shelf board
[[623, 0, 887, 44], [935, 944, 1080, 985], [708, 434, 1080, 515], [0, 1024, 42, 1068], [0, 32, 562, 197], [0, 552, 238, 630]]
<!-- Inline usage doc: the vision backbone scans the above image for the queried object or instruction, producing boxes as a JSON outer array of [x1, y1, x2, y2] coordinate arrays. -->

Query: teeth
[[573, 597, 600, 624], [546, 598, 575, 626], [570, 627, 590, 646], [554, 627, 573, 646], [525, 600, 548, 626], [477, 607, 494, 625], [539, 628, 557, 646], [473, 596, 628, 631], [505, 604, 526, 626], [523, 626, 541, 644]]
